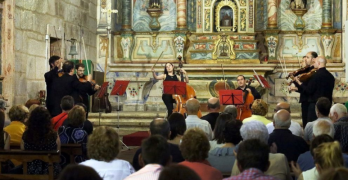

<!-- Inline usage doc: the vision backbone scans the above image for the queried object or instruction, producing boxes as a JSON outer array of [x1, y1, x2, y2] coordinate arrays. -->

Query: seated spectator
[[0, 99, 10, 127], [243, 99, 272, 125], [296, 141, 344, 180], [304, 97, 332, 142], [132, 118, 184, 171], [266, 102, 303, 137], [330, 103, 348, 153], [224, 139, 279, 180], [319, 167, 348, 180], [313, 119, 335, 138], [209, 113, 233, 150], [80, 126, 134, 180], [125, 135, 171, 180], [58, 164, 102, 180], [62, 103, 93, 135], [268, 110, 308, 162], [21, 107, 60, 176], [59, 105, 88, 168], [207, 120, 242, 174], [28, 104, 39, 116], [223, 105, 237, 120], [167, 113, 186, 145], [4, 105, 29, 146], [185, 98, 213, 140], [231, 121, 292, 180], [158, 164, 201, 180], [201, 97, 221, 130], [0, 110, 10, 150], [179, 128, 223, 180], [52, 96, 74, 131]]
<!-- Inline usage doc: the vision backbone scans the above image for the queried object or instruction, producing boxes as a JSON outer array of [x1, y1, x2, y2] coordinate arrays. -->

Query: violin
[[287, 65, 316, 86], [286, 65, 313, 80], [78, 74, 97, 86], [237, 78, 254, 121]]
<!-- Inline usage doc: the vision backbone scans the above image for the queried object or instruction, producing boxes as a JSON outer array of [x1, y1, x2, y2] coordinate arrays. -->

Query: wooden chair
[[0, 149, 60, 180], [60, 144, 83, 164]]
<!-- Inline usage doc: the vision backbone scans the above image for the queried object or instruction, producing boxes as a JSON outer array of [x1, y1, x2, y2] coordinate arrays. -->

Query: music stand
[[163, 81, 186, 95], [110, 80, 130, 150], [218, 90, 244, 105], [253, 75, 271, 89]]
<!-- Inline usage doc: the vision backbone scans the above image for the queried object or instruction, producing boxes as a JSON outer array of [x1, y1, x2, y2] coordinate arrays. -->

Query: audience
[[125, 135, 171, 180], [331, 103, 348, 153], [52, 96, 74, 131], [28, 104, 39, 116], [132, 118, 184, 171], [319, 167, 348, 180], [0, 99, 10, 127], [266, 102, 303, 137], [312, 119, 335, 138], [224, 139, 279, 180], [223, 105, 237, 120], [158, 164, 201, 180], [304, 97, 332, 142], [243, 99, 272, 125], [58, 164, 102, 180], [179, 128, 223, 180], [185, 98, 213, 140], [0, 109, 10, 150], [231, 121, 292, 180], [268, 109, 308, 162], [209, 113, 233, 150], [62, 103, 93, 135], [207, 120, 242, 174], [167, 113, 186, 145], [21, 107, 61, 176], [4, 105, 29, 147], [201, 97, 221, 130], [80, 126, 134, 180]]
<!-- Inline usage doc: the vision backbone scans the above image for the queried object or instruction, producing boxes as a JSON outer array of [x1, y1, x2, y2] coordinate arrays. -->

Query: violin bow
[[296, 53, 301, 68], [151, 51, 164, 69], [282, 55, 289, 77], [221, 64, 227, 90], [81, 36, 90, 75]]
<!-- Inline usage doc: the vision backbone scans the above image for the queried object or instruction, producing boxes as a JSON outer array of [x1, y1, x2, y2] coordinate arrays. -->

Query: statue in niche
[[290, 0, 306, 9], [220, 12, 232, 26]]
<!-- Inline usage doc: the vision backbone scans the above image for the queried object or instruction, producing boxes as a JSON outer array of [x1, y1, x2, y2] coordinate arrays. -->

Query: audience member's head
[[0, 99, 7, 112], [75, 103, 88, 118], [313, 141, 344, 174], [251, 99, 268, 116], [87, 126, 120, 162], [223, 120, 243, 145], [28, 104, 39, 115], [240, 121, 269, 144], [158, 164, 201, 180], [310, 134, 334, 156], [236, 139, 270, 172], [167, 113, 186, 140], [313, 119, 335, 138], [274, 102, 291, 113], [60, 96, 74, 111], [67, 105, 86, 127], [214, 113, 233, 144], [186, 98, 200, 115], [180, 128, 210, 162], [149, 118, 170, 139], [315, 56, 327, 68], [315, 97, 331, 118], [273, 109, 291, 129], [207, 97, 220, 112], [58, 164, 102, 180], [9, 105, 29, 122], [329, 103, 347, 123], [223, 105, 237, 119], [140, 135, 171, 166], [319, 167, 348, 180]]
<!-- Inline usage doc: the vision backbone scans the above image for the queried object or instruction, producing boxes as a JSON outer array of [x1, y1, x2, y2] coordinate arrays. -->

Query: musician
[[75, 63, 100, 113], [44, 56, 63, 116], [289, 51, 317, 127], [294, 56, 335, 126], [152, 63, 188, 117], [236, 75, 261, 99]]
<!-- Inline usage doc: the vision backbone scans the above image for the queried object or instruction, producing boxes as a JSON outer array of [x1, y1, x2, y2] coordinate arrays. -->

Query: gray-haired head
[[313, 119, 335, 138], [223, 105, 237, 119], [240, 121, 269, 144], [274, 109, 291, 129]]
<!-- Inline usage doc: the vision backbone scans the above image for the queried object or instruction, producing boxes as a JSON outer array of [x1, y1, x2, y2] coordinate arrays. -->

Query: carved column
[[267, 0, 277, 29], [322, 0, 332, 29], [177, 0, 187, 29], [121, 0, 132, 30]]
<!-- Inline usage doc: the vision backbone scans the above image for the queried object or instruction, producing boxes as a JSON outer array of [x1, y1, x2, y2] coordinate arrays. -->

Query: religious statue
[[220, 12, 232, 26], [290, 0, 306, 9]]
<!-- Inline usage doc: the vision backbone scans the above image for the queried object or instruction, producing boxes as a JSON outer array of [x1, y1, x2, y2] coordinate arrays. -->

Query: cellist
[[152, 63, 188, 117], [236, 75, 261, 100]]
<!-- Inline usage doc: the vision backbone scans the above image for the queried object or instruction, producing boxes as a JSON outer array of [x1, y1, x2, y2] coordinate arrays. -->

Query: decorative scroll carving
[[101, 0, 107, 9], [240, 0, 246, 6], [212, 34, 236, 60], [240, 8, 246, 31], [215, 0, 238, 32], [204, 9, 211, 31]]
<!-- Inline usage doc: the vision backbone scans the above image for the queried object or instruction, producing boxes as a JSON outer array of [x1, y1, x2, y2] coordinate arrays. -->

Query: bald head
[[207, 97, 220, 112], [186, 98, 200, 115], [273, 109, 291, 129], [275, 102, 291, 113], [315, 56, 327, 68], [150, 118, 170, 139]]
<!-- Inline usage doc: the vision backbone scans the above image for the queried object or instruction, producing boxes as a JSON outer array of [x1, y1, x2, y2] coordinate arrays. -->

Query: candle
[[265, 56, 268, 62]]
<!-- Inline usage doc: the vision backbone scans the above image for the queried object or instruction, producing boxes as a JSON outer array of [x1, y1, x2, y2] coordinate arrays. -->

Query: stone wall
[[8, 0, 97, 105]]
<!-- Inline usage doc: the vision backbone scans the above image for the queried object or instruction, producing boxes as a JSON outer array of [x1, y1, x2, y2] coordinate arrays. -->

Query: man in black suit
[[295, 56, 335, 126], [236, 75, 261, 99], [201, 97, 220, 130], [44, 56, 63, 116]]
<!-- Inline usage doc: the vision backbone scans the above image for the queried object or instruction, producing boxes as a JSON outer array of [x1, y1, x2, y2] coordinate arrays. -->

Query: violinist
[[236, 75, 261, 99], [294, 56, 335, 126], [152, 63, 188, 117], [75, 63, 101, 113], [289, 51, 317, 127]]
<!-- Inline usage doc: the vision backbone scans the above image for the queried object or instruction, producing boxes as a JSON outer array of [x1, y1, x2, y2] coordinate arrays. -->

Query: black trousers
[[162, 94, 175, 117], [302, 101, 317, 128], [301, 101, 309, 128]]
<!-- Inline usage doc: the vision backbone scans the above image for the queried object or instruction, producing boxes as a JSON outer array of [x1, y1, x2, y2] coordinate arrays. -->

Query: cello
[[236, 78, 254, 121], [172, 56, 202, 118]]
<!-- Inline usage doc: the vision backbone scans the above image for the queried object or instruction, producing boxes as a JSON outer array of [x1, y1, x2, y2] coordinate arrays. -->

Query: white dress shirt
[[185, 115, 213, 140], [80, 159, 134, 180], [266, 120, 304, 137], [124, 164, 162, 180]]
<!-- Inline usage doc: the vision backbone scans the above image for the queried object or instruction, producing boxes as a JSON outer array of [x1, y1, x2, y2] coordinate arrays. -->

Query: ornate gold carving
[[101, 0, 107, 9], [240, 0, 246, 6], [240, 8, 247, 31], [205, 9, 211, 31], [215, 0, 238, 32], [100, 36, 108, 52], [205, 0, 211, 7], [212, 34, 236, 60]]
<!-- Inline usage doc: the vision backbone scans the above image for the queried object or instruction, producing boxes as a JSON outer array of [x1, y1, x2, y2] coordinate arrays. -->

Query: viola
[[237, 78, 254, 121]]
